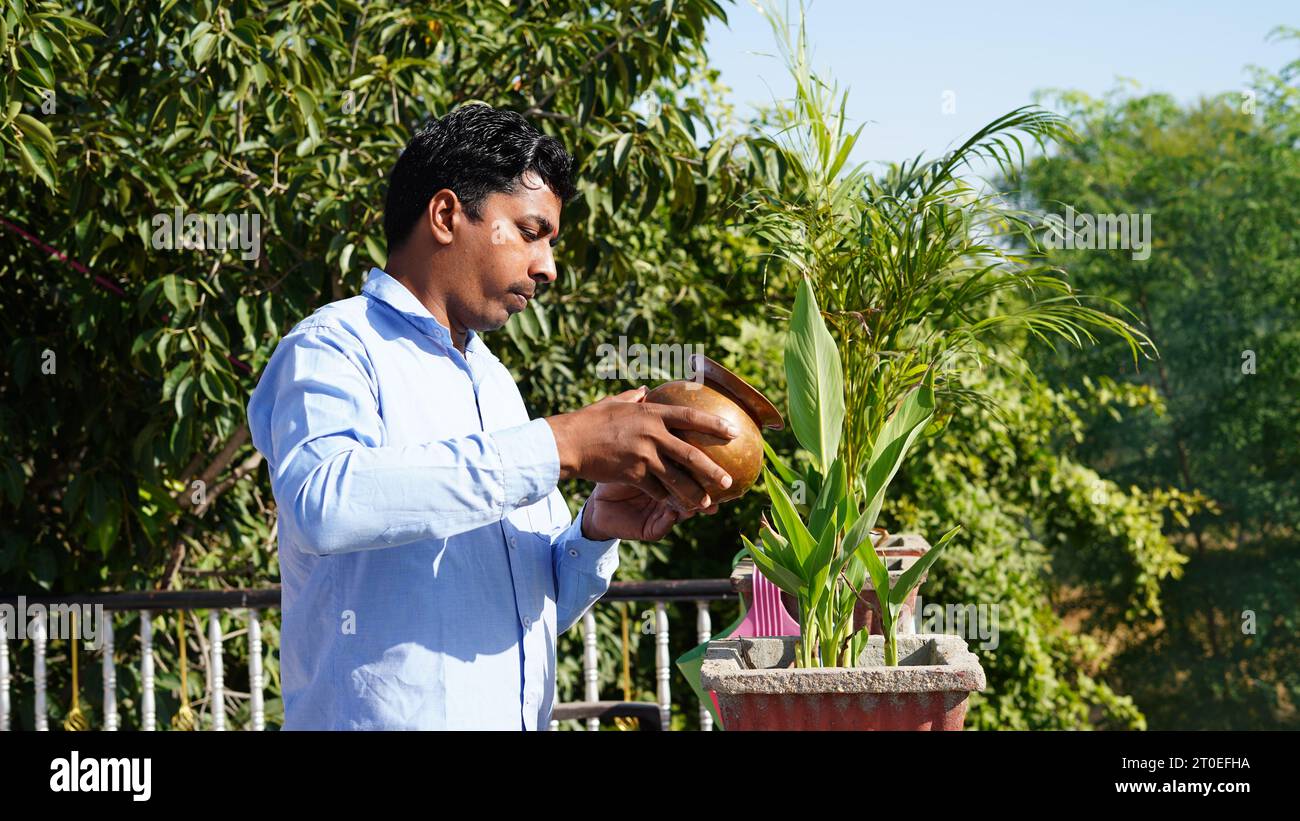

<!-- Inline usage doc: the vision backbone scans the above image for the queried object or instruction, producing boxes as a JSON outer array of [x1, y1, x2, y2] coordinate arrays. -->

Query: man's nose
[[531, 247, 558, 284]]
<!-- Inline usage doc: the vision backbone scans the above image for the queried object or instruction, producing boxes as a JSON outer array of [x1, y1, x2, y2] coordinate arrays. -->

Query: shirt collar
[[361, 267, 493, 359]]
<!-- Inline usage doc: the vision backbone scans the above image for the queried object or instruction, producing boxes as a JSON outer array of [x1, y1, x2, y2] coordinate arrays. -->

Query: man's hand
[[581, 483, 720, 542], [545, 387, 736, 512]]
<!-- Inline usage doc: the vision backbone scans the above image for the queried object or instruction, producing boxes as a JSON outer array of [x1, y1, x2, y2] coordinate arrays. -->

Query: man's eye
[[519, 228, 537, 241]]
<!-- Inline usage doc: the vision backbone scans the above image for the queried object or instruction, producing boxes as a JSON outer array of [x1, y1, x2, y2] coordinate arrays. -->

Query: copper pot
[[644, 354, 784, 503]]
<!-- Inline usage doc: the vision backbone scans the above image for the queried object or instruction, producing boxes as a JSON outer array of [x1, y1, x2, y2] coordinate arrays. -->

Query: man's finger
[[633, 474, 671, 504], [599, 385, 648, 405], [653, 459, 712, 511], [658, 434, 732, 493], [647, 505, 680, 540], [654, 405, 740, 440]]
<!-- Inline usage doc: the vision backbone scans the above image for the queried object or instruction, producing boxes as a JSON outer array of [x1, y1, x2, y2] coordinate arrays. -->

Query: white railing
[[0, 581, 736, 732]]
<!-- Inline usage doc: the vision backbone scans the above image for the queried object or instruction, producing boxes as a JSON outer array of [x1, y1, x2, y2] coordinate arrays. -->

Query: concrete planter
[[699, 634, 985, 730]]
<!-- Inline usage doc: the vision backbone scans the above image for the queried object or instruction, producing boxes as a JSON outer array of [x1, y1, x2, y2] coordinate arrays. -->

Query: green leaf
[[173, 374, 195, 417], [293, 86, 317, 124], [785, 278, 844, 473], [236, 297, 255, 349], [201, 181, 240, 207], [155, 332, 172, 365], [831, 506, 878, 582], [200, 317, 228, 350], [857, 532, 891, 623], [860, 370, 936, 531], [192, 31, 218, 65], [49, 14, 105, 36], [805, 507, 839, 614], [363, 234, 386, 268], [339, 242, 355, 275], [807, 455, 845, 540], [762, 438, 800, 486], [613, 132, 633, 173], [199, 369, 221, 402], [743, 535, 804, 598], [14, 113, 54, 153], [763, 467, 817, 576], [889, 526, 960, 607], [162, 275, 187, 313], [16, 139, 55, 189], [162, 361, 190, 401], [759, 524, 798, 573]]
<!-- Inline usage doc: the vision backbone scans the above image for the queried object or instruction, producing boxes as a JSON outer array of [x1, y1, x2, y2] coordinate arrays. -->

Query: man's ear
[[426, 189, 460, 246]]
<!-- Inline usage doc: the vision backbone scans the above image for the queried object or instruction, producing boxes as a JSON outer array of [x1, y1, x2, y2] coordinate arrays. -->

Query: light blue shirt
[[247, 267, 620, 730]]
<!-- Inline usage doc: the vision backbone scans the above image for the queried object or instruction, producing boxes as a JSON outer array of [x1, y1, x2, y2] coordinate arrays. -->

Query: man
[[247, 104, 736, 730]]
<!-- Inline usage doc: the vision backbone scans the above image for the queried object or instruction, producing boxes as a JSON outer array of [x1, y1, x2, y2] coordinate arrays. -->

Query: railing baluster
[[654, 601, 670, 731], [0, 613, 10, 731], [582, 609, 599, 731], [696, 601, 712, 731], [249, 609, 264, 731], [101, 609, 117, 730], [208, 611, 224, 731], [32, 616, 47, 731], [140, 610, 155, 731], [1, 579, 739, 731]]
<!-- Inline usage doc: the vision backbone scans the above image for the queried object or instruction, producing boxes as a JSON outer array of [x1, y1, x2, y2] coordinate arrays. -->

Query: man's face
[[444, 170, 561, 333]]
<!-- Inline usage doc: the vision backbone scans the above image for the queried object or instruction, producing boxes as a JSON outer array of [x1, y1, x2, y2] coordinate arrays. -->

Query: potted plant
[[700, 279, 984, 730]]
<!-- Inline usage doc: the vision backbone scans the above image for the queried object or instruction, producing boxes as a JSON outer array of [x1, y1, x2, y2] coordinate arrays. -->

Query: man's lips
[[509, 288, 535, 310]]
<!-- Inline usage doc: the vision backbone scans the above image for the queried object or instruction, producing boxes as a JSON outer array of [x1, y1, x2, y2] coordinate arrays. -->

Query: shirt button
[[568, 548, 579, 558], [517, 496, 531, 506], [522, 616, 532, 628], [510, 537, 518, 549]]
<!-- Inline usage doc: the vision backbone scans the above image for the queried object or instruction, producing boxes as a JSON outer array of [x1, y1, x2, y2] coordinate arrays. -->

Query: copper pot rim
[[687, 353, 784, 430]]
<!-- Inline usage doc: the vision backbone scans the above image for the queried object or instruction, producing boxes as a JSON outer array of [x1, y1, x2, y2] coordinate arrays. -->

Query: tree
[[0, 0, 764, 730], [1010, 31, 1300, 728]]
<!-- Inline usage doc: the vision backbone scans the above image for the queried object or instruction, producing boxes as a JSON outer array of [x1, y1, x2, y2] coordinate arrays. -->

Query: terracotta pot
[[700, 635, 985, 731], [644, 354, 783, 503]]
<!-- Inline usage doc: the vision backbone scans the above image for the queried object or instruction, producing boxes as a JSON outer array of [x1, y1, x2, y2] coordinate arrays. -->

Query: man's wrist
[[544, 413, 580, 481], [580, 499, 612, 542]]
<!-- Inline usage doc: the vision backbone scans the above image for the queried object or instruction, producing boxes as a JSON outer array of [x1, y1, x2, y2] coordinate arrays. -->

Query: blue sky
[[702, 0, 1296, 172]]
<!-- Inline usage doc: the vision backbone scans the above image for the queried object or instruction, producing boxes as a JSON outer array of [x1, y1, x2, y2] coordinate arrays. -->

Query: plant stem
[[884, 629, 898, 667]]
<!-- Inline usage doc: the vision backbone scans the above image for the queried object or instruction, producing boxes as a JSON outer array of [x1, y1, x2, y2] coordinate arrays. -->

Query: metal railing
[[0, 581, 736, 732]]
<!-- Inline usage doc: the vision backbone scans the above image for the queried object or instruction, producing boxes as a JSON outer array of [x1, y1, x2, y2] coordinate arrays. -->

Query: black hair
[[383, 104, 577, 253]]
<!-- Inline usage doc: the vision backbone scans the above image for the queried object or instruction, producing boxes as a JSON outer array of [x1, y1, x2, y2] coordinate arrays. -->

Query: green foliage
[[741, 2, 1152, 489], [890, 366, 1189, 729], [1009, 32, 1300, 728]]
